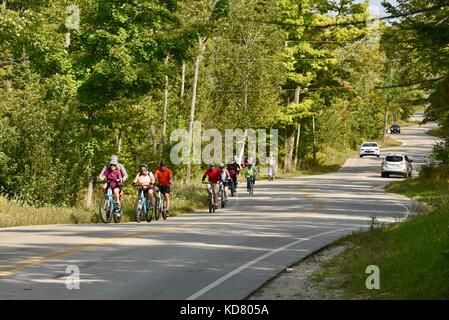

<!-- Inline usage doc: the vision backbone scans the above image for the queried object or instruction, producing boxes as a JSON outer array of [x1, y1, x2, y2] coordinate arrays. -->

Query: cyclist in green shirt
[[244, 162, 258, 192]]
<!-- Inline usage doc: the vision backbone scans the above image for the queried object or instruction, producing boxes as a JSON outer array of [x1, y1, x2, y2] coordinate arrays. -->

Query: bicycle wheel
[[99, 198, 112, 224], [208, 193, 213, 213], [162, 195, 168, 220], [113, 207, 122, 223], [145, 200, 153, 223], [220, 187, 225, 208], [155, 196, 161, 221], [134, 198, 143, 223]]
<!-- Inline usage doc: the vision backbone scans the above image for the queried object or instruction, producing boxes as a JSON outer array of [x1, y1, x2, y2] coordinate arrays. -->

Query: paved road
[[0, 118, 439, 300]]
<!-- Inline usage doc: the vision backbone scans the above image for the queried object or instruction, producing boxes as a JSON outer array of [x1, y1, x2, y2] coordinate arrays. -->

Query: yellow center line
[[0, 222, 205, 277], [0, 187, 326, 278]]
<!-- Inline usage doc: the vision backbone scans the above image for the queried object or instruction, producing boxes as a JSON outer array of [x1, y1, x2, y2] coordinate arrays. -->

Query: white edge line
[[186, 227, 356, 300]]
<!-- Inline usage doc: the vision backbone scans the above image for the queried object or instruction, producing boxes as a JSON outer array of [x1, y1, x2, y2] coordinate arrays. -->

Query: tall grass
[[0, 197, 97, 228], [0, 183, 208, 228], [311, 166, 449, 299]]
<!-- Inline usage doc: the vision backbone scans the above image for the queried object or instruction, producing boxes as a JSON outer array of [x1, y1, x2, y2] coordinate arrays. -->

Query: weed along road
[[0, 120, 438, 300]]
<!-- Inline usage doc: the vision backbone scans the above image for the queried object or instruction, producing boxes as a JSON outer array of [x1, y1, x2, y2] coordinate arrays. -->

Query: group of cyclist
[[201, 156, 266, 209], [99, 155, 172, 218], [99, 153, 277, 218]]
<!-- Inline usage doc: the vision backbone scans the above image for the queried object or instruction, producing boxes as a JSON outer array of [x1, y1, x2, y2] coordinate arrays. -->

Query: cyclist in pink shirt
[[100, 159, 123, 213]]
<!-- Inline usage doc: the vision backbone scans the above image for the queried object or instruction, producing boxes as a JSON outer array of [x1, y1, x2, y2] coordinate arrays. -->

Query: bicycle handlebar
[[98, 179, 123, 184], [133, 183, 153, 187]]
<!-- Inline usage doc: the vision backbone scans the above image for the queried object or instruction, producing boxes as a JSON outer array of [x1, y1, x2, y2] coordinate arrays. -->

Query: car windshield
[[391, 124, 399, 128], [362, 143, 378, 147], [385, 156, 403, 162]]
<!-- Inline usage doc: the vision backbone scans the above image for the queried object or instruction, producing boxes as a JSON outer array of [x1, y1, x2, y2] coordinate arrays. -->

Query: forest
[[0, 0, 447, 208]]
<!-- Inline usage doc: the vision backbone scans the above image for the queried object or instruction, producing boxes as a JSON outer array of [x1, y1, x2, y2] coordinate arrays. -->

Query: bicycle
[[268, 166, 275, 181], [99, 179, 122, 224], [229, 176, 237, 197], [219, 181, 228, 208], [203, 182, 216, 213], [154, 185, 168, 221], [133, 183, 153, 223], [247, 175, 255, 195]]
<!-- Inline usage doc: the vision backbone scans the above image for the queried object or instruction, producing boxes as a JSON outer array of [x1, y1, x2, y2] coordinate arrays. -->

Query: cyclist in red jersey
[[202, 162, 221, 209], [154, 161, 173, 216]]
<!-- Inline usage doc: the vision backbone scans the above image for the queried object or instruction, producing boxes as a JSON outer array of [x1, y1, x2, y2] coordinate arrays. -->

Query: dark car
[[390, 124, 401, 134]]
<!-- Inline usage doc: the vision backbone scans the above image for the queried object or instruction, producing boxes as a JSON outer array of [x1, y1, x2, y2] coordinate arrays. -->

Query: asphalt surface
[[0, 115, 439, 300]]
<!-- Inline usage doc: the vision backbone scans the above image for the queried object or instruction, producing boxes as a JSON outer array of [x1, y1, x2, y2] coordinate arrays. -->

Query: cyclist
[[99, 155, 129, 202], [244, 162, 258, 193], [154, 161, 173, 216], [133, 164, 155, 206], [100, 159, 123, 215], [218, 163, 231, 201], [267, 154, 276, 180], [227, 157, 241, 193], [202, 162, 221, 209], [242, 156, 254, 168]]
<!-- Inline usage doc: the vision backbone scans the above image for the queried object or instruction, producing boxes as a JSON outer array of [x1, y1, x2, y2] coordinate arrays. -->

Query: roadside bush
[[419, 164, 449, 187]]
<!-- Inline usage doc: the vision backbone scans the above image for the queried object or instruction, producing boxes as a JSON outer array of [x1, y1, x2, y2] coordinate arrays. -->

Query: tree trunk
[[186, 37, 207, 183], [86, 179, 94, 208], [116, 131, 122, 154], [244, 82, 248, 111], [162, 74, 168, 150], [312, 115, 317, 164], [161, 55, 170, 151], [150, 125, 158, 155], [382, 104, 389, 143], [236, 129, 248, 164], [284, 131, 295, 172], [65, 31, 71, 48], [180, 61, 186, 99], [293, 85, 301, 169], [294, 123, 301, 169], [284, 85, 301, 172]]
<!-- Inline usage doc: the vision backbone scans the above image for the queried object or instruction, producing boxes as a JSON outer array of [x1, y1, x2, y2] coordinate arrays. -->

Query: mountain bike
[[219, 181, 227, 208], [247, 176, 255, 195], [203, 182, 216, 213], [268, 166, 275, 181], [99, 179, 122, 224], [229, 176, 237, 197], [133, 183, 153, 223], [154, 185, 168, 220]]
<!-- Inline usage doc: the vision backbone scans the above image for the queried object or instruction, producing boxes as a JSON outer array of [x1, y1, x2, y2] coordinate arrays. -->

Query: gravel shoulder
[[248, 244, 349, 300]]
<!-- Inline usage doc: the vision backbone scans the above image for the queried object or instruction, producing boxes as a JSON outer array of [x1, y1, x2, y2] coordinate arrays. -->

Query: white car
[[360, 142, 380, 158], [381, 154, 413, 178]]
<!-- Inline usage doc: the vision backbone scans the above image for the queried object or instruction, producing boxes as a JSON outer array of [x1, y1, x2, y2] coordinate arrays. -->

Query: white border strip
[[186, 227, 356, 300]]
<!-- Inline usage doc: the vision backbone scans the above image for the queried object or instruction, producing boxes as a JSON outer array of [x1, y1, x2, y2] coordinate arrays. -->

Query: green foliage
[[0, 0, 426, 207]]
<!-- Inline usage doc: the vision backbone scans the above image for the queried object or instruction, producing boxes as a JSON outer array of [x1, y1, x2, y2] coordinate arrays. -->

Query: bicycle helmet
[[160, 160, 167, 167], [140, 163, 148, 169], [218, 163, 225, 169], [209, 161, 215, 167]]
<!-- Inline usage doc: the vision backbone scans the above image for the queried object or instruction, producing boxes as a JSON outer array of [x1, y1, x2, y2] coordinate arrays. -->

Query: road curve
[[0, 118, 438, 300]]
